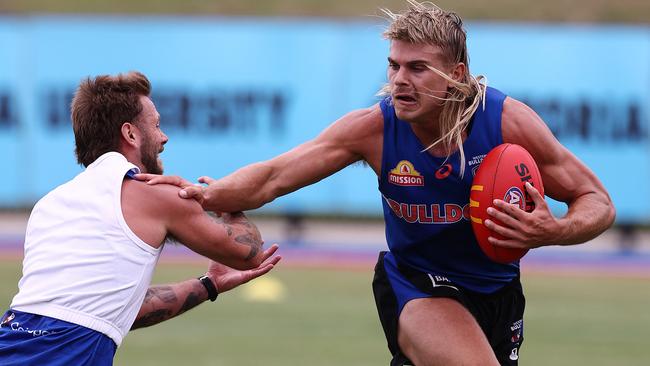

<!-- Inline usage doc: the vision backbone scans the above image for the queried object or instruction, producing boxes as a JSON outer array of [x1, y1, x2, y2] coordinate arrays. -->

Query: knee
[[397, 330, 438, 366], [396, 330, 414, 360]]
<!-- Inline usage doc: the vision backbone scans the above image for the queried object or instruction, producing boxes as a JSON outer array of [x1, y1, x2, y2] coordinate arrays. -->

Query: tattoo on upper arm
[[222, 212, 251, 227], [224, 224, 233, 237], [208, 212, 234, 237]]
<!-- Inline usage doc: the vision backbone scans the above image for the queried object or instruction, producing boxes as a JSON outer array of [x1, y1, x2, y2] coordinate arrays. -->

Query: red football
[[469, 144, 544, 263]]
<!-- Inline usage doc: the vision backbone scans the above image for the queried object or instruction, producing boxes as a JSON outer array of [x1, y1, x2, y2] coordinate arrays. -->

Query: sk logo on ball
[[504, 187, 525, 210]]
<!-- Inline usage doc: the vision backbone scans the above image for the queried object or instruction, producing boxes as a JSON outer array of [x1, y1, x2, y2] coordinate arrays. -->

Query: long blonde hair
[[380, 0, 487, 177]]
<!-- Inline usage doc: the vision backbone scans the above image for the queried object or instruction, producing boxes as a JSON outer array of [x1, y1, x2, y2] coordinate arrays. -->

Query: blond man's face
[[387, 40, 455, 125]]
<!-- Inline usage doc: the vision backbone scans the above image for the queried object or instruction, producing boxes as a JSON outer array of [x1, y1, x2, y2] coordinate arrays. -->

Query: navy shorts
[[0, 310, 117, 365], [372, 251, 525, 366]]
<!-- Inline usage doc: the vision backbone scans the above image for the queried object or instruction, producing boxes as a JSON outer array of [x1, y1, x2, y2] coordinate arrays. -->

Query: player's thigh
[[398, 297, 499, 366]]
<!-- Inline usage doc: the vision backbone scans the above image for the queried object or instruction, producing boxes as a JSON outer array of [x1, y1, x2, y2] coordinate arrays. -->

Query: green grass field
[[1, 260, 649, 365]]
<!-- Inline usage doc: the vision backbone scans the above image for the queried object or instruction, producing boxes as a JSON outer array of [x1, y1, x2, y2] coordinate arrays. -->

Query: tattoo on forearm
[[132, 309, 172, 329], [132, 283, 206, 330], [144, 286, 178, 303], [178, 293, 202, 315]]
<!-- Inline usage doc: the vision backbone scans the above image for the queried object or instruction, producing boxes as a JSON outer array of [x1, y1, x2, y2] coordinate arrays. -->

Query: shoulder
[[122, 179, 203, 217], [501, 96, 531, 121], [339, 104, 383, 126], [311, 104, 383, 172], [317, 104, 383, 143], [332, 103, 383, 146], [501, 96, 547, 136], [501, 96, 564, 164], [333, 104, 383, 138]]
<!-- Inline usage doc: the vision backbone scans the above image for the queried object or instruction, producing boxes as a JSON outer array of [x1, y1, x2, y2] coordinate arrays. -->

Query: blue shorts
[[372, 251, 525, 366], [0, 310, 117, 366]]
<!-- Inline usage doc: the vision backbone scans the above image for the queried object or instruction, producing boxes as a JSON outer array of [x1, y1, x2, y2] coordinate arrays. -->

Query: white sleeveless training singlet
[[10, 152, 164, 346]]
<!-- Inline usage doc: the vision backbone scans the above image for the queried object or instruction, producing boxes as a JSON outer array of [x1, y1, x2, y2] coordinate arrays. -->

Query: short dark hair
[[70, 71, 151, 167]]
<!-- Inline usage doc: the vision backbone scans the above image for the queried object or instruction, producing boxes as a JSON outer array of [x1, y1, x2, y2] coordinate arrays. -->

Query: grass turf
[[0, 260, 648, 365]]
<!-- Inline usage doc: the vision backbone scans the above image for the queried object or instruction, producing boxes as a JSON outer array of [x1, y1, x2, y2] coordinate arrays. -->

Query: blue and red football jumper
[[378, 86, 518, 294]]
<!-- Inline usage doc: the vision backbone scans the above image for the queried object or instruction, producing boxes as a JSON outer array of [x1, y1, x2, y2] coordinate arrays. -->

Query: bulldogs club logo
[[504, 187, 525, 210], [510, 319, 523, 343], [388, 160, 424, 186]]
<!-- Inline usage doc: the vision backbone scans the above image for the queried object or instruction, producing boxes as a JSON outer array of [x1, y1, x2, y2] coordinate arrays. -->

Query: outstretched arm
[[124, 178, 269, 270], [131, 245, 280, 330], [137, 105, 384, 213], [484, 97, 616, 249]]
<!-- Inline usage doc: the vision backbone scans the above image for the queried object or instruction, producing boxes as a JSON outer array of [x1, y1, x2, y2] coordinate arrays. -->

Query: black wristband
[[198, 275, 219, 302]]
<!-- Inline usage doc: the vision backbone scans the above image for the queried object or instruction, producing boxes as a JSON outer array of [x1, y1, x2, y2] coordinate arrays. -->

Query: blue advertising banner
[[0, 16, 646, 221]]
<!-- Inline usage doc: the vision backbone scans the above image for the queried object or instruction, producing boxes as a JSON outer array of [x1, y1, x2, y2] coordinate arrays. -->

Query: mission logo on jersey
[[388, 160, 424, 186]]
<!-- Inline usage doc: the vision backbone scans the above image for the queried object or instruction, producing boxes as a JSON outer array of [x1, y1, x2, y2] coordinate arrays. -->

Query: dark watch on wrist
[[198, 275, 219, 302]]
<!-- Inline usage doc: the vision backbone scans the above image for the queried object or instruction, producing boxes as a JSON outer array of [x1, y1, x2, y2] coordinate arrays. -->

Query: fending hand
[[135, 173, 208, 204]]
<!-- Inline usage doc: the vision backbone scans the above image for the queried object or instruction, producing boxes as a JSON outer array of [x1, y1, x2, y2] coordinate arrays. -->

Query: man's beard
[[140, 136, 163, 175]]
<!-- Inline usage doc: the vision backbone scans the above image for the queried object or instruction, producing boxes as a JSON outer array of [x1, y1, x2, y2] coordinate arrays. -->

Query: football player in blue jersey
[[140, 2, 615, 365]]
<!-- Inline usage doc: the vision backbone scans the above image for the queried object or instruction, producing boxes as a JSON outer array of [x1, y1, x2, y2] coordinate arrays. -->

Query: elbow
[[210, 248, 263, 270], [228, 255, 263, 271], [590, 195, 616, 238], [208, 257, 259, 271], [213, 213, 266, 269], [599, 190, 616, 229], [239, 247, 266, 269], [220, 242, 265, 270]]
